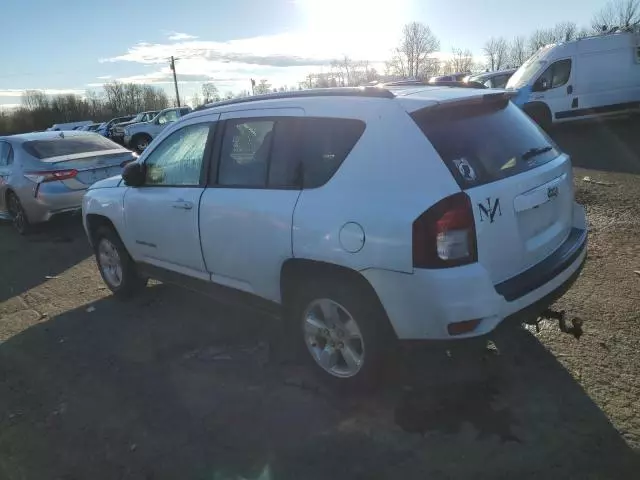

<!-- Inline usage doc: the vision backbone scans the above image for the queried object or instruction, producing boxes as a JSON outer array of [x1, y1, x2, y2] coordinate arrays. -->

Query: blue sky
[[0, 0, 605, 107]]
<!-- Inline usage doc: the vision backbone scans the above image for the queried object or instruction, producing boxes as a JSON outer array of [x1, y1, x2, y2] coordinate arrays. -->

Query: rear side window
[[412, 101, 559, 187], [269, 117, 365, 189], [23, 135, 122, 159]]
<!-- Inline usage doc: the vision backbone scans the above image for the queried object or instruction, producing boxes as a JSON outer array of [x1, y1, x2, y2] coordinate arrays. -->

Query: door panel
[[199, 109, 304, 302], [531, 58, 575, 120], [122, 120, 216, 278]]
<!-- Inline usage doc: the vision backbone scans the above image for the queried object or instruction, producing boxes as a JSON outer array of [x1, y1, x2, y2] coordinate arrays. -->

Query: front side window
[[218, 120, 275, 187], [144, 123, 211, 186], [536, 59, 571, 91], [157, 110, 179, 125]]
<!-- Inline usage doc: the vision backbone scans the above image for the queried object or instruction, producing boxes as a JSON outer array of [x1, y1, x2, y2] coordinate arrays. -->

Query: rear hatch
[[410, 95, 573, 284], [23, 135, 135, 188]]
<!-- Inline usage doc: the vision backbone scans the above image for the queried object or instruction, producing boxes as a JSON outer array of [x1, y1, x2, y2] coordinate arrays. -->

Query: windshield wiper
[[521, 146, 553, 161]]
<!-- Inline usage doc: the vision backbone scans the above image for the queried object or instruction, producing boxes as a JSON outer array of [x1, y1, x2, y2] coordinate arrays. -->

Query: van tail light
[[24, 169, 78, 183], [412, 192, 478, 268]]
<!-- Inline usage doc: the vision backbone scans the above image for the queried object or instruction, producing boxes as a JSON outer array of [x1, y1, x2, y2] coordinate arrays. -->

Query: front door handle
[[172, 200, 193, 210], [567, 85, 573, 94]]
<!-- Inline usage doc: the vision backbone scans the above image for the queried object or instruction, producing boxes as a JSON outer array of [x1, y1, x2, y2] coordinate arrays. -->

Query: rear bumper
[[20, 183, 86, 224], [362, 202, 587, 340]]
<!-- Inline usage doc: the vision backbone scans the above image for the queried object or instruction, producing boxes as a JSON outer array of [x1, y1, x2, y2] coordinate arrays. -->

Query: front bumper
[[362, 202, 588, 340]]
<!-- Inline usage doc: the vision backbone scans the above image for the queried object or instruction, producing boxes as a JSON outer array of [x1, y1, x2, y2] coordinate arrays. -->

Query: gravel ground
[[0, 118, 639, 479]]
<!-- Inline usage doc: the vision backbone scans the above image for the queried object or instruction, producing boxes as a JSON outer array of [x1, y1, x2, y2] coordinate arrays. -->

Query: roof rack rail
[[382, 79, 487, 89], [195, 87, 394, 111]]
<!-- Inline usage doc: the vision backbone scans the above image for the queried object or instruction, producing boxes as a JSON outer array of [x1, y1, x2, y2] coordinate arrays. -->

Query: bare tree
[[254, 79, 272, 95], [387, 22, 440, 79], [22, 90, 50, 111], [483, 37, 508, 71], [592, 0, 640, 31], [450, 48, 474, 73], [553, 21, 578, 41], [508, 36, 528, 67], [201, 82, 219, 103]]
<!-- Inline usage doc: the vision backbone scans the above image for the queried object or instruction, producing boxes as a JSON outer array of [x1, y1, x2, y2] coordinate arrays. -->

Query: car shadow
[[0, 283, 637, 480], [550, 117, 640, 174], [0, 216, 91, 303]]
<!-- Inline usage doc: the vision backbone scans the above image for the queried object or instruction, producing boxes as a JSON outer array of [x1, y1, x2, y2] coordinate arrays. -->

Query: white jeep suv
[[82, 87, 587, 386]]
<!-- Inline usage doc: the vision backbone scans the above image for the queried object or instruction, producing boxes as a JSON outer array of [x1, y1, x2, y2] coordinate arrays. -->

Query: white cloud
[[96, 75, 112, 80], [0, 88, 84, 98], [167, 32, 198, 41]]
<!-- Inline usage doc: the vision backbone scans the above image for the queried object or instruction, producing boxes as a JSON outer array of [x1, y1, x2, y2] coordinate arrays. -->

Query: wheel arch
[[85, 213, 120, 247], [280, 258, 396, 337]]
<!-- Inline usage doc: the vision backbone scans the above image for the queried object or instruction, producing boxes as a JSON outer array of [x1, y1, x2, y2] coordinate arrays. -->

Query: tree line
[[0, 82, 169, 135]]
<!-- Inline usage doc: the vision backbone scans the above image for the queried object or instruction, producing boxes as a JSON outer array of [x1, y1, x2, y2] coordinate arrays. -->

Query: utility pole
[[170, 56, 181, 107]]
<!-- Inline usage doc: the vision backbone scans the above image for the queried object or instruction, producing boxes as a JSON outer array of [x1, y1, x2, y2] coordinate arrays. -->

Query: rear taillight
[[412, 192, 477, 268], [24, 169, 78, 183]]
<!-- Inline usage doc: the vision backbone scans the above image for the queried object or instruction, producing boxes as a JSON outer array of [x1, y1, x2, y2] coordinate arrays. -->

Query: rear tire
[[94, 226, 147, 299], [7, 192, 31, 235], [289, 275, 391, 390], [131, 134, 151, 154]]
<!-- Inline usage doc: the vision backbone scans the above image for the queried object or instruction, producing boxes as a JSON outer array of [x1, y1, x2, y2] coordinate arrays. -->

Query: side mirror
[[122, 161, 145, 187]]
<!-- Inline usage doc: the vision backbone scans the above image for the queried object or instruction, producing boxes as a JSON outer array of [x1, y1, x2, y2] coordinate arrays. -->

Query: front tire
[[7, 192, 31, 235], [291, 275, 391, 390], [94, 226, 147, 299]]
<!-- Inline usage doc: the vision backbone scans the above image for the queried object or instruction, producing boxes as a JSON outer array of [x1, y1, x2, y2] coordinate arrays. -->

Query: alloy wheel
[[98, 238, 123, 288], [302, 298, 365, 378]]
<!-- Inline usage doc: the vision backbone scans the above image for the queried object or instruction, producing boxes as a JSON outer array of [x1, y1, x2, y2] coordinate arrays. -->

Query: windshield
[[506, 45, 554, 89]]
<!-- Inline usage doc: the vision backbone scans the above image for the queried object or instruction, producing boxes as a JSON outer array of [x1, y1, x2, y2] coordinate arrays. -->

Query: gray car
[[0, 131, 136, 234]]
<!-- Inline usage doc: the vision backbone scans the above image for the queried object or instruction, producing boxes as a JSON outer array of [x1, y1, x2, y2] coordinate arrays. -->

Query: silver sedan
[[0, 131, 136, 234]]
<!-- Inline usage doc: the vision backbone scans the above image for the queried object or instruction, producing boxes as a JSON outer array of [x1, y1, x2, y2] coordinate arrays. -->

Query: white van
[[507, 30, 640, 128], [46, 120, 93, 131]]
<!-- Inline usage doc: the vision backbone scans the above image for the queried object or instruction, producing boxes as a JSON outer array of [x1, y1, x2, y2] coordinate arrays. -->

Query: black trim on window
[[494, 227, 587, 302]]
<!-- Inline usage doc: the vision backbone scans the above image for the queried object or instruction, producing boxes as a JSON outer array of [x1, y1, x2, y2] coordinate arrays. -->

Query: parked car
[[77, 123, 103, 132], [0, 131, 136, 234], [82, 87, 587, 387], [507, 30, 640, 129], [97, 116, 135, 138], [429, 73, 468, 83], [465, 68, 517, 89], [46, 121, 94, 131], [110, 111, 160, 145], [123, 107, 192, 153]]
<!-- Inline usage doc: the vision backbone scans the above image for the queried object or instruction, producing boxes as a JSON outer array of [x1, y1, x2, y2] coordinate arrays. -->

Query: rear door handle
[[172, 200, 193, 210]]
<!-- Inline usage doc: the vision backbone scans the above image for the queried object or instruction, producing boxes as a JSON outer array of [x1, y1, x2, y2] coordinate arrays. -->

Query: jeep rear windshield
[[412, 100, 559, 188], [23, 135, 122, 159]]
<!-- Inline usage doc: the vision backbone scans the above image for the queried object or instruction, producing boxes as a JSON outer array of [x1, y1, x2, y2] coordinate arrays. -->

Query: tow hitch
[[525, 308, 584, 339]]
